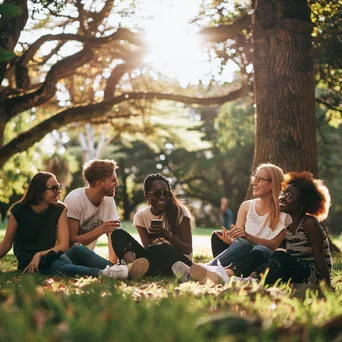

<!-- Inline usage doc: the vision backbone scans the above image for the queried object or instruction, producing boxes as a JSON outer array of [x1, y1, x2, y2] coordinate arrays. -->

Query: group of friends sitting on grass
[[0, 160, 333, 288]]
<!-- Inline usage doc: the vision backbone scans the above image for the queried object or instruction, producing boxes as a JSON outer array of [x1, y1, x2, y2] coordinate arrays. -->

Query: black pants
[[211, 232, 229, 258], [111, 229, 192, 276], [229, 249, 270, 278], [254, 250, 313, 284]]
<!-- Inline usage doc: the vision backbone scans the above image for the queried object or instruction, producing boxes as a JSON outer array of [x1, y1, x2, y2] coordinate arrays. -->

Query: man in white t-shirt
[[64, 159, 120, 263]]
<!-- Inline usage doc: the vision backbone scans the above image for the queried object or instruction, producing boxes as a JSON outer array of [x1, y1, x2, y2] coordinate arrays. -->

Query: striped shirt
[[285, 215, 333, 271]]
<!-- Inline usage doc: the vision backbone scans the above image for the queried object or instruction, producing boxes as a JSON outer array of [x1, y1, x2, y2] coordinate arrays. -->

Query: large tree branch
[[89, 0, 115, 32], [200, 14, 251, 43], [16, 41, 66, 89], [17, 28, 143, 68], [3, 47, 94, 119], [104, 54, 144, 100], [75, 0, 87, 33], [0, 85, 249, 168], [14, 28, 143, 89]]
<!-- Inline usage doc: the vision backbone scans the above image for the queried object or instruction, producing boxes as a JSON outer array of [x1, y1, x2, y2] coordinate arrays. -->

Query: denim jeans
[[41, 245, 112, 277], [64, 245, 112, 269], [209, 238, 272, 267]]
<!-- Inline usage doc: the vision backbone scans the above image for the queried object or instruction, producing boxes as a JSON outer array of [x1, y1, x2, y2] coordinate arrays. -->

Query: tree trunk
[[251, 0, 317, 175], [249, 0, 340, 254]]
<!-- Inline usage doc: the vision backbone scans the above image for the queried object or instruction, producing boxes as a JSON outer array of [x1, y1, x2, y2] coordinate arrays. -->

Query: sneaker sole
[[128, 258, 149, 280], [171, 263, 190, 282], [190, 265, 221, 285]]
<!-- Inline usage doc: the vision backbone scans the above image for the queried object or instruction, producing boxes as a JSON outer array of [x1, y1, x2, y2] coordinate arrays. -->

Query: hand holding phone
[[149, 219, 166, 237]]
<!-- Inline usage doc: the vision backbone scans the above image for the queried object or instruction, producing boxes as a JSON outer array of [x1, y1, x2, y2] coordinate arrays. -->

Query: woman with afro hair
[[230, 171, 333, 286], [188, 171, 333, 287]]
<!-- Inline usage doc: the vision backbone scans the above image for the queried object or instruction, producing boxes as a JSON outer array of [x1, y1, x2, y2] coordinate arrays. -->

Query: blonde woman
[[172, 163, 291, 283]]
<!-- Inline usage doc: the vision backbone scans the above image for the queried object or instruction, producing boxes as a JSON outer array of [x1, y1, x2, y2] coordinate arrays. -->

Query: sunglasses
[[251, 175, 271, 184], [148, 190, 171, 199], [45, 183, 62, 194], [279, 191, 297, 201]]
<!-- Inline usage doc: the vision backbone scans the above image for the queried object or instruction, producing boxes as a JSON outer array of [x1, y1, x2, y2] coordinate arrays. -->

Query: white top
[[245, 199, 291, 240], [64, 187, 119, 250], [133, 206, 192, 260]]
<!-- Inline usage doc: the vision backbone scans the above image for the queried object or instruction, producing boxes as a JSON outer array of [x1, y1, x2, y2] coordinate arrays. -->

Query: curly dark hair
[[282, 171, 331, 221]]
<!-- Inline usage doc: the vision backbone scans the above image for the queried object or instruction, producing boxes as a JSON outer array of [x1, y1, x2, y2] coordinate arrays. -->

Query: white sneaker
[[102, 264, 128, 280], [190, 262, 229, 285], [171, 261, 191, 282]]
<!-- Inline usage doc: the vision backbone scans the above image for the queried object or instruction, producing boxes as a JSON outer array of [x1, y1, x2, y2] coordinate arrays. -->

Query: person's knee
[[235, 238, 251, 245], [269, 250, 288, 265], [233, 238, 253, 252], [111, 228, 127, 240], [211, 232, 221, 243], [68, 245, 88, 256], [253, 244, 272, 259]]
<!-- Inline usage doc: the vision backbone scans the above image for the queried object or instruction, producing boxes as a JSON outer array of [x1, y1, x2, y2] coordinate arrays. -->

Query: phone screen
[[151, 219, 163, 227]]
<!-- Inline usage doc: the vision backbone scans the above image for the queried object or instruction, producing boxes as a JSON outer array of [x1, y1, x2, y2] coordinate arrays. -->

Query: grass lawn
[[0, 219, 341, 341]]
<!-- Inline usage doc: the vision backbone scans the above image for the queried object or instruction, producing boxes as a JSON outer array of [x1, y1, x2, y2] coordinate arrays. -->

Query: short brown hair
[[83, 159, 117, 186]]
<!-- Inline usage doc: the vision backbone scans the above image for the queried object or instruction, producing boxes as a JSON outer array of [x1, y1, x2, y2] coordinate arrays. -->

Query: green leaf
[[0, 3, 23, 17], [0, 48, 15, 63]]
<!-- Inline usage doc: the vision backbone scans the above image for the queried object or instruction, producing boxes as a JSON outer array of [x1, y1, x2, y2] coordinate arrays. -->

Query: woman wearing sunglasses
[[111, 173, 193, 276], [173, 163, 291, 283], [0, 172, 128, 279]]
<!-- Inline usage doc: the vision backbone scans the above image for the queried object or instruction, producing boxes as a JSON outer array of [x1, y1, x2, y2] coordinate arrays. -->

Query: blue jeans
[[41, 245, 112, 277], [209, 238, 272, 267]]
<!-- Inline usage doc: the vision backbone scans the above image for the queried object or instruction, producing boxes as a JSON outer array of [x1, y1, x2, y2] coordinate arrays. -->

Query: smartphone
[[151, 219, 163, 227]]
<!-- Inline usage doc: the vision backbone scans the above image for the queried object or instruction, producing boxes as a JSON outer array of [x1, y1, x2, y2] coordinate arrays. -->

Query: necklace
[[294, 215, 306, 233]]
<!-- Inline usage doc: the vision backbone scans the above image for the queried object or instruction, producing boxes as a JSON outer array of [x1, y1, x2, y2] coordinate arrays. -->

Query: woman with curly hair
[[193, 171, 333, 286], [253, 171, 333, 286], [111, 173, 193, 276]]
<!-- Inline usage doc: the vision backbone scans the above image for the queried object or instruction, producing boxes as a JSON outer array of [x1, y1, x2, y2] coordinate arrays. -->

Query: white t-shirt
[[64, 187, 119, 250], [133, 206, 192, 260], [245, 199, 292, 240]]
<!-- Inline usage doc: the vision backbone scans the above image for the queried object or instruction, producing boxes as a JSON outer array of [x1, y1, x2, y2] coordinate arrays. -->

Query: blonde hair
[[255, 163, 284, 230]]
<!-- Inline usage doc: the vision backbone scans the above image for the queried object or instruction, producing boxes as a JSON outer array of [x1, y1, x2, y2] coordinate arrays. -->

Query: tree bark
[[250, 0, 317, 176]]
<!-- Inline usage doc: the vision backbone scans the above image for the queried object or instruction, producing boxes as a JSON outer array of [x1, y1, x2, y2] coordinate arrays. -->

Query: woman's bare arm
[[0, 214, 18, 259]]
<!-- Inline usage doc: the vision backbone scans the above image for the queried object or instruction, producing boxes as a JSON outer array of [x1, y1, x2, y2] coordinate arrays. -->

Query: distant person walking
[[220, 197, 234, 229]]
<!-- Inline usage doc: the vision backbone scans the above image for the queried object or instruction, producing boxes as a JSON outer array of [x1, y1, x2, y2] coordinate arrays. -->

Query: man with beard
[[64, 159, 149, 279], [64, 159, 120, 262]]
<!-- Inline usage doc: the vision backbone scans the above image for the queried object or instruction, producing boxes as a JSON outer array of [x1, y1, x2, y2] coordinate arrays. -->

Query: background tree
[[0, 0, 248, 169]]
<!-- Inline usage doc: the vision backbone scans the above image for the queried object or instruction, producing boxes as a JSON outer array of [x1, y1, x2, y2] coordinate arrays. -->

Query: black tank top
[[11, 202, 65, 270]]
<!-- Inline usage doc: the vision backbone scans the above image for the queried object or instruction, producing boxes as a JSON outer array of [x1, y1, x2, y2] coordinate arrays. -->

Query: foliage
[[0, 112, 46, 202], [0, 0, 244, 170]]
